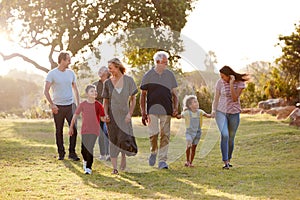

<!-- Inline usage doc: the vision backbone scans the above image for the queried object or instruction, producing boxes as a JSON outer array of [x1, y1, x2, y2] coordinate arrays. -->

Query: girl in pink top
[[69, 85, 105, 174], [211, 66, 249, 169]]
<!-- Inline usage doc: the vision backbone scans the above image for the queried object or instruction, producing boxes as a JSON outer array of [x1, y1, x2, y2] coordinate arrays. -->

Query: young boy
[[69, 85, 105, 174], [177, 95, 211, 167]]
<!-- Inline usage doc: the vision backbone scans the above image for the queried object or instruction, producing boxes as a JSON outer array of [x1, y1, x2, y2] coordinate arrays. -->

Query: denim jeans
[[98, 122, 109, 156], [215, 111, 240, 161]]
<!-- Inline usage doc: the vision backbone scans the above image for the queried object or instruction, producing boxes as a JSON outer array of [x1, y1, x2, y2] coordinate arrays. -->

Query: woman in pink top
[[211, 66, 249, 169]]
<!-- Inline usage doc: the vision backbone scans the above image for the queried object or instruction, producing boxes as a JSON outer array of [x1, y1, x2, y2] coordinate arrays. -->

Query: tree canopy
[[0, 0, 197, 73], [275, 22, 300, 101]]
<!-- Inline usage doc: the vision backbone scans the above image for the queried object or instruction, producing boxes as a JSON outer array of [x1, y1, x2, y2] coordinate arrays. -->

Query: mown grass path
[[0, 114, 299, 199]]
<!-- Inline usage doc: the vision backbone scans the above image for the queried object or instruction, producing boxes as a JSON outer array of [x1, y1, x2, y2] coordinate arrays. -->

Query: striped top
[[213, 79, 245, 114]]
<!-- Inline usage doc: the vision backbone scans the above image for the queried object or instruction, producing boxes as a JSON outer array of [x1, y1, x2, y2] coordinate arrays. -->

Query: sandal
[[188, 163, 194, 167], [184, 162, 190, 167], [111, 169, 119, 175]]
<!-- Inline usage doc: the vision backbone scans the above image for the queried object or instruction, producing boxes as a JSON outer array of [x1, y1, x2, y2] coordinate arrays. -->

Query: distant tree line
[[0, 76, 41, 117]]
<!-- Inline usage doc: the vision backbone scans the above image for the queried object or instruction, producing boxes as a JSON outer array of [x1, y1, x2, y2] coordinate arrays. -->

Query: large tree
[[0, 0, 197, 74], [275, 22, 300, 101]]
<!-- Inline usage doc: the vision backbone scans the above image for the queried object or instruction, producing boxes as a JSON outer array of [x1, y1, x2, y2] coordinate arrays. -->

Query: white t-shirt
[[45, 68, 76, 105]]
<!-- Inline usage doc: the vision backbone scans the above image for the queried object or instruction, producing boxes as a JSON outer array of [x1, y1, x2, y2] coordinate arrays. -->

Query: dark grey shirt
[[140, 67, 178, 115]]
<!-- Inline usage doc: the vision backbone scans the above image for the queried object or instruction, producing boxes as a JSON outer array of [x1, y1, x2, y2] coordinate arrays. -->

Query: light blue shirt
[[45, 68, 76, 105]]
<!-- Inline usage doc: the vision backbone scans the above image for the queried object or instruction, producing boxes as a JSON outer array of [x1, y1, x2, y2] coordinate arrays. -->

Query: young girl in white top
[[177, 95, 211, 167]]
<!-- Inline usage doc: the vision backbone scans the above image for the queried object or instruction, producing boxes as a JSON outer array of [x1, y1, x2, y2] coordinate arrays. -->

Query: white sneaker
[[106, 155, 111, 161], [85, 168, 92, 174], [83, 161, 87, 171], [99, 155, 105, 160]]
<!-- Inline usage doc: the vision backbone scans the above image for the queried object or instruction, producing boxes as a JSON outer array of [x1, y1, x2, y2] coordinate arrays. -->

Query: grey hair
[[153, 51, 169, 64], [98, 66, 111, 78], [98, 66, 108, 73]]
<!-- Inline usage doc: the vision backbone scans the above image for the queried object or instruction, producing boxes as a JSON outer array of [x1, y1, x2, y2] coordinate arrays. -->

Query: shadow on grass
[[61, 158, 233, 200], [2, 118, 299, 199]]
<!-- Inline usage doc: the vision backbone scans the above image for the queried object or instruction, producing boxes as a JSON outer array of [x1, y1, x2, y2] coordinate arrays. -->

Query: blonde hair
[[182, 95, 197, 111], [108, 58, 126, 74]]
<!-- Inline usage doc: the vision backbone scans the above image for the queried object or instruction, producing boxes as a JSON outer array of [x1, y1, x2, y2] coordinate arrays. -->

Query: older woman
[[102, 58, 138, 174]]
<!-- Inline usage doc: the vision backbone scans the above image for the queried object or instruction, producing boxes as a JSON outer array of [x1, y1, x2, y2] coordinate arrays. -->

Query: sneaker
[[148, 153, 157, 166], [58, 154, 65, 160], [222, 163, 230, 169], [83, 161, 87, 171], [99, 155, 105, 160], [228, 163, 233, 167], [158, 161, 169, 169], [105, 155, 111, 161], [85, 168, 92, 174], [68, 153, 80, 161]]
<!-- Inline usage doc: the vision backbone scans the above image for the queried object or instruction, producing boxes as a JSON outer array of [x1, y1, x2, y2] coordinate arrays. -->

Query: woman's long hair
[[219, 65, 249, 82], [108, 58, 126, 74]]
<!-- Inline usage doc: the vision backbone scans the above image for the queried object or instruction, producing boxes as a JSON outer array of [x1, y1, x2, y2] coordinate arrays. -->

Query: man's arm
[[72, 82, 80, 106], [140, 89, 148, 126], [171, 88, 178, 117], [44, 81, 58, 114], [140, 90, 147, 115]]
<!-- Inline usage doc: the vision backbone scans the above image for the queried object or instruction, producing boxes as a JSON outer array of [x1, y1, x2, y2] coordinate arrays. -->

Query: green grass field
[[0, 114, 299, 200]]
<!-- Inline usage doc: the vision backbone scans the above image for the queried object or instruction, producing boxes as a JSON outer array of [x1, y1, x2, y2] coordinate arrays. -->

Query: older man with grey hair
[[140, 51, 179, 169], [93, 66, 111, 161]]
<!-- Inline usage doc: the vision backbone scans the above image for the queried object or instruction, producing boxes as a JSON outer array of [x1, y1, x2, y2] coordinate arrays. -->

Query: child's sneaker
[[85, 168, 92, 174]]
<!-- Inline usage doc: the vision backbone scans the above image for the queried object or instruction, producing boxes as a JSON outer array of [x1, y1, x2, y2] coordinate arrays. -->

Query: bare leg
[[120, 152, 126, 170], [190, 145, 197, 164], [185, 146, 191, 166], [111, 157, 118, 174], [189, 145, 197, 167]]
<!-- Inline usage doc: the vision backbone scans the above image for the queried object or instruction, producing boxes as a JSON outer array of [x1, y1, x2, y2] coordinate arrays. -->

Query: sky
[[0, 0, 299, 76], [181, 0, 300, 72]]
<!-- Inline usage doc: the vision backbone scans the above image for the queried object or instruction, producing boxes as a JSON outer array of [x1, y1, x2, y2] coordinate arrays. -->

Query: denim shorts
[[185, 130, 201, 145]]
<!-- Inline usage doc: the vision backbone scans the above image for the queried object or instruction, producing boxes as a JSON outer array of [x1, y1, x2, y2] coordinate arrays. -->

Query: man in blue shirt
[[44, 51, 80, 161]]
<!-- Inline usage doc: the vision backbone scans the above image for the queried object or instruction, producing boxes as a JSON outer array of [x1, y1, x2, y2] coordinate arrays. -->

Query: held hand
[[211, 111, 216, 118], [172, 108, 178, 117], [68, 129, 73, 136], [142, 113, 148, 126], [105, 115, 110, 123], [125, 113, 131, 123]]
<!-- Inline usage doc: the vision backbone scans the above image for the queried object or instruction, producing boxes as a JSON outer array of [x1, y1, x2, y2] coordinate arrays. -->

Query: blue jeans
[[98, 122, 109, 156], [215, 111, 240, 161]]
